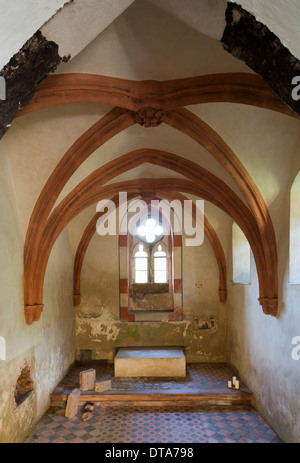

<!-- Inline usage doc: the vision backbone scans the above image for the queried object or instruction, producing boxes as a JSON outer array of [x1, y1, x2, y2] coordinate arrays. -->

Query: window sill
[[231, 281, 252, 286]]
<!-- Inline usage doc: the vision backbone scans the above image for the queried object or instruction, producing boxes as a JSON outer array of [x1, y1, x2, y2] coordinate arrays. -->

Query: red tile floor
[[25, 363, 281, 444]]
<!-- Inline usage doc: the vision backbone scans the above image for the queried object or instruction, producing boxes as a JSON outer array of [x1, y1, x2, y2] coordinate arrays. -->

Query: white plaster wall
[[226, 164, 300, 443], [1, 0, 299, 75], [188, 103, 300, 212], [0, 142, 23, 362], [0, 141, 75, 443], [147, 0, 227, 40], [56, 0, 250, 80], [0, 0, 70, 70], [73, 202, 229, 363], [42, 0, 135, 61], [0, 0, 299, 442], [2, 104, 110, 238]]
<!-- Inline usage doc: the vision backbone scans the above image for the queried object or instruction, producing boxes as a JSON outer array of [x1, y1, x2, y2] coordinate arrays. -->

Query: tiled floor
[[51, 362, 252, 396], [25, 404, 281, 443], [25, 362, 281, 443]]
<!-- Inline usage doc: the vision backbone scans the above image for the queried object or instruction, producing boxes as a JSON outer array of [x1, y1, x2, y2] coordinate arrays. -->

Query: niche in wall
[[13, 360, 34, 407]]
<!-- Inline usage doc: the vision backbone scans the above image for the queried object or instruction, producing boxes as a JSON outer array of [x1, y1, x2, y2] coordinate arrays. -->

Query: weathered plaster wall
[[0, 142, 75, 443], [226, 161, 300, 443], [147, 0, 227, 41], [0, 0, 299, 443], [41, 0, 135, 63], [56, 0, 250, 80], [0, 0, 70, 70], [74, 206, 229, 363], [2, 104, 109, 238], [231, 0, 300, 61]]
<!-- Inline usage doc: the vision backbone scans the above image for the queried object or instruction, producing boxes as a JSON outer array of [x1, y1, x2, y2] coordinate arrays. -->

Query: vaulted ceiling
[[1, 0, 300, 324]]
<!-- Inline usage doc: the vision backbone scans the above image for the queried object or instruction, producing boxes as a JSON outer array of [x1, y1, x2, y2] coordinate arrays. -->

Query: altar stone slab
[[114, 347, 186, 377]]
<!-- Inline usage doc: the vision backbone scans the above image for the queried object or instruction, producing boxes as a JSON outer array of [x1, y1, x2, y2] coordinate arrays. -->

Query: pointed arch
[[24, 150, 274, 323], [24, 99, 278, 320], [164, 108, 278, 315], [73, 191, 227, 306]]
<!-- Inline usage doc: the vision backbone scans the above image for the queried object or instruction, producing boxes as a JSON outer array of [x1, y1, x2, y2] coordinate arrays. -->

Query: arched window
[[290, 171, 300, 284], [136, 217, 164, 244], [119, 198, 183, 321], [232, 222, 251, 284], [154, 244, 167, 283], [134, 244, 148, 283]]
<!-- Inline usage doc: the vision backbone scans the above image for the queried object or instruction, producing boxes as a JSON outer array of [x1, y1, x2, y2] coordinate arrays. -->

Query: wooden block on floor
[[65, 388, 81, 419], [81, 401, 94, 421], [95, 379, 112, 393], [79, 369, 96, 391]]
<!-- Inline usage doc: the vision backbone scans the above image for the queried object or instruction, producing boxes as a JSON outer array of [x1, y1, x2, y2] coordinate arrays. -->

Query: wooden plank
[[81, 401, 95, 421], [65, 388, 81, 418], [79, 369, 96, 391], [95, 379, 112, 393], [52, 391, 253, 407]]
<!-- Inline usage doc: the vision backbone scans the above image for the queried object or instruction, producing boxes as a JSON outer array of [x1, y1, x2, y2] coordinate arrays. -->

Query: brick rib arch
[[18, 73, 297, 118], [24, 152, 270, 324], [24, 107, 136, 279], [164, 108, 278, 315], [73, 192, 227, 307], [23, 88, 279, 322]]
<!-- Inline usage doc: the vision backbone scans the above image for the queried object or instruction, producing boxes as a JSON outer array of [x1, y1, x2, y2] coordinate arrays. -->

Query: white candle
[[227, 380, 232, 388], [232, 376, 236, 385], [235, 380, 240, 390]]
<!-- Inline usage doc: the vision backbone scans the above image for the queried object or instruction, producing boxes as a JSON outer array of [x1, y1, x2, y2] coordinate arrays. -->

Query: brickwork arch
[[73, 191, 227, 308], [23, 77, 279, 323], [24, 152, 273, 323]]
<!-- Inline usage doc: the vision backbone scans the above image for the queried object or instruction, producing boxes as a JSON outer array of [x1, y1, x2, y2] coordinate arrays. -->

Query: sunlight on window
[[154, 244, 167, 283], [135, 244, 148, 283], [137, 217, 163, 244], [232, 223, 251, 284], [290, 171, 300, 284]]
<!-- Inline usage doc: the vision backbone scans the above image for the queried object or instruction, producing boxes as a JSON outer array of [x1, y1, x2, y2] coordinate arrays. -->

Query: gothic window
[[119, 199, 183, 321], [153, 244, 167, 283], [232, 222, 251, 284], [136, 217, 163, 244], [290, 171, 300, 284], [134, 244, 149, 283]]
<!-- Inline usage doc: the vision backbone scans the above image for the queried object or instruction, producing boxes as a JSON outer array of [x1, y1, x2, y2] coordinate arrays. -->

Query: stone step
[[50, 390, 253, 408], [49, 361, 254, 408]]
